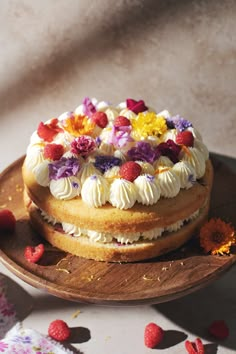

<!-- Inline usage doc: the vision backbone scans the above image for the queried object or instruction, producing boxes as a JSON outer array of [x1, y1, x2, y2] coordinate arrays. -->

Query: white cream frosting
[[134, 175, 161, 205], [187, 127, 202, 141], [181, 147, 206, 179], [104, 166, 120, 180], [109, 179, 137, 209], [25, 145, 45, 172], [136, 161, 155, 175], [161, 129, 177, 143], [77, 162, 101, 185], [194, 139, 209, 161], [40, 208, 200, 244], [155, 168, 181, 198], [34, 161, 50, 187], [153, 156, 174, 169], [119, 108, 137, 120], [172, 161, 196, 189], [81, 175, 110, 207], [49, 176, 81, 200]]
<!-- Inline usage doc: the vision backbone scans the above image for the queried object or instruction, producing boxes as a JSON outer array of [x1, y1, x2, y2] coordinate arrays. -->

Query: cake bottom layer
[[26, 199, 210, 262]]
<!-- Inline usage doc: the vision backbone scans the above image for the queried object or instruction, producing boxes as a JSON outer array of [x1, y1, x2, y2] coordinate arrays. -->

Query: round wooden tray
[[0, 156, 235, 305]]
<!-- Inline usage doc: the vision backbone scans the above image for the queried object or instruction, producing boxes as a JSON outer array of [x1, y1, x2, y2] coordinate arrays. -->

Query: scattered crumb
[[56, 268, 71, 274], [71, 309, 81, 319], [180, 262, 184, 266], [8, 196, 12, 201], [161, 267, 168, 271], [1, 189, 5, 193], [16, 184, 23, 192], [0, 204, 7, 208], [142, 274, 161, 281], [105, 336, 111, 342]]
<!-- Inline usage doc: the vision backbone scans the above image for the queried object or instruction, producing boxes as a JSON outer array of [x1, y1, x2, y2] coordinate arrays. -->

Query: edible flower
[[109, 125, 133, 148], [127, 142, 160, 164], [131, 112, 167, 140], [166, 114, 192, 132], [126, 98, 148, 114], [156, 139, 181, 163], [71, 135, 96, 157], [37, 118, 63, 142], [63, 114, 95, 137], [49, 157, 80, 180], [199, 218, 235, 255], [82, 97, 97, 117], [94, 155, 122, 173]]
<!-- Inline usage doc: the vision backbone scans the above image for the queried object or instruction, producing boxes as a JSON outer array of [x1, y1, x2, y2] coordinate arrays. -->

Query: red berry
[[208, 320, 229, 340], [91, 112, 108, 128], [119, 161, 142, 182], [176, 131, 194, 147], [44, 143, 64, 160], [37, 118, 62, 142], [0, 209, 16, 233], [48, 319, 71, 342], [24, 244, 45, 263], [144, 323, 164, 348], [185, 338, 205, 354], [114, 116, 131, 127]]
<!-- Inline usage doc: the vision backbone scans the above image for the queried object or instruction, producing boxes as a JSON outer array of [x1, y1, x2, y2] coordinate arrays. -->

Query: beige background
[[0, 0, 235, 171]]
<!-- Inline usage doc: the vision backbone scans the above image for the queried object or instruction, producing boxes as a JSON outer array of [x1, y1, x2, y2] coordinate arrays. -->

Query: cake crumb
[[105, 336, 111, 342], [71, 309, 81, 319], [0, 204, 7, 208], [1, 189, 5, 193], [16, 184, 23, 192], [180, 262, 184, 266], [56, 268, 71, 274], [8, 196, 12, 201], [143, 274, 161, 281], [162, 267, 168, 271]]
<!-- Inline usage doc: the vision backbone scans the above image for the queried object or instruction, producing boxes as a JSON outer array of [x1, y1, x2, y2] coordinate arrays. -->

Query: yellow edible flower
[[63, 114, 95, 137], [131, 112, 167, 140]]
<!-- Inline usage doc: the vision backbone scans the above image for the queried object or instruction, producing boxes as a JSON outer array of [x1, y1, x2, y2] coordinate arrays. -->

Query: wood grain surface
[[0, 155, 235, 305]]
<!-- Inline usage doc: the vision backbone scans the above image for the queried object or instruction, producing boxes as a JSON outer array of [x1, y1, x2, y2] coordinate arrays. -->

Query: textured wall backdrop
[[0, 0, 235, 169]]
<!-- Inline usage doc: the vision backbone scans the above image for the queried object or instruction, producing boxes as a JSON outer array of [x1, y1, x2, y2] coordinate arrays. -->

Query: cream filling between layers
[[39, 208, 200, 245]]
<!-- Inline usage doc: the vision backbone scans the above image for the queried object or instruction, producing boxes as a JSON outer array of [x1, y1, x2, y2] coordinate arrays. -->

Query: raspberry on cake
[[22, 97, 213, 262]]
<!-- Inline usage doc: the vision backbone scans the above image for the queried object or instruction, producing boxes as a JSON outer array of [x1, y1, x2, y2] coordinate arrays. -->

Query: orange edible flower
[[63, 114, 95, 137], [199, 218, 235, 255]]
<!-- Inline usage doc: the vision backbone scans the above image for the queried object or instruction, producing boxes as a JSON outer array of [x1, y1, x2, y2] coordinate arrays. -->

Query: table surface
[[0, 148, 236, 353]]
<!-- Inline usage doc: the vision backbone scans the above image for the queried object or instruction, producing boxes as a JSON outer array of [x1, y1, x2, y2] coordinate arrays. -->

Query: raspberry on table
[[91, 112, 108, 128], [144, 322, 164, 348], [24, 244, 45, 263], [185, 338, 205, 354], [48, 319, 71, 342], [114, 116, 131, 127], [44, 143, 64, 161], [119, 161, 142, 182], [208, 320, 229, 340], [176, 131, 194, 147], [0, 209, 16, 233]]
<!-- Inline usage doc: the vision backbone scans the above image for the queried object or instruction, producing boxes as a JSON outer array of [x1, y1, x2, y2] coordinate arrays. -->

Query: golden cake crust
[[22, 159, 213, 234], [26, 198, 210, 262]]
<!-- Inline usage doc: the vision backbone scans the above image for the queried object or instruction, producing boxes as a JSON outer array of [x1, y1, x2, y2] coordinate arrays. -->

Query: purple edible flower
[[127, 142, 160, 164], [49, 157, 80, 180], [94, 155, 121, 173], [156, 139, 181, 163], [109, 125, 133, 148], [166, 114, 192, 132], [82, 97, 96, 117], [71, 135, 96, 157]]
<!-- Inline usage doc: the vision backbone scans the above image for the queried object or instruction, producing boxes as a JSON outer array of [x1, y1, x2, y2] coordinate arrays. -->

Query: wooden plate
[[0, 156, 235, 305]]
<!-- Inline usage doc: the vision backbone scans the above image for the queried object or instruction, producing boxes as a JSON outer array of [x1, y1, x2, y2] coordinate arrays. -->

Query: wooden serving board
[[0, 155, 235, 305]]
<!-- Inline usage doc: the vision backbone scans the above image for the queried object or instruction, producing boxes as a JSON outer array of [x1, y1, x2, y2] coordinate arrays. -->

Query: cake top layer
[[24, 97, 209, 209]]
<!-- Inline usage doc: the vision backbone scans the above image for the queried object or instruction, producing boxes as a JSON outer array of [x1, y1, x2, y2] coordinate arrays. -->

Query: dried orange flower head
[[63, 114, 95, 137], [200, 218, 235, 255]]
